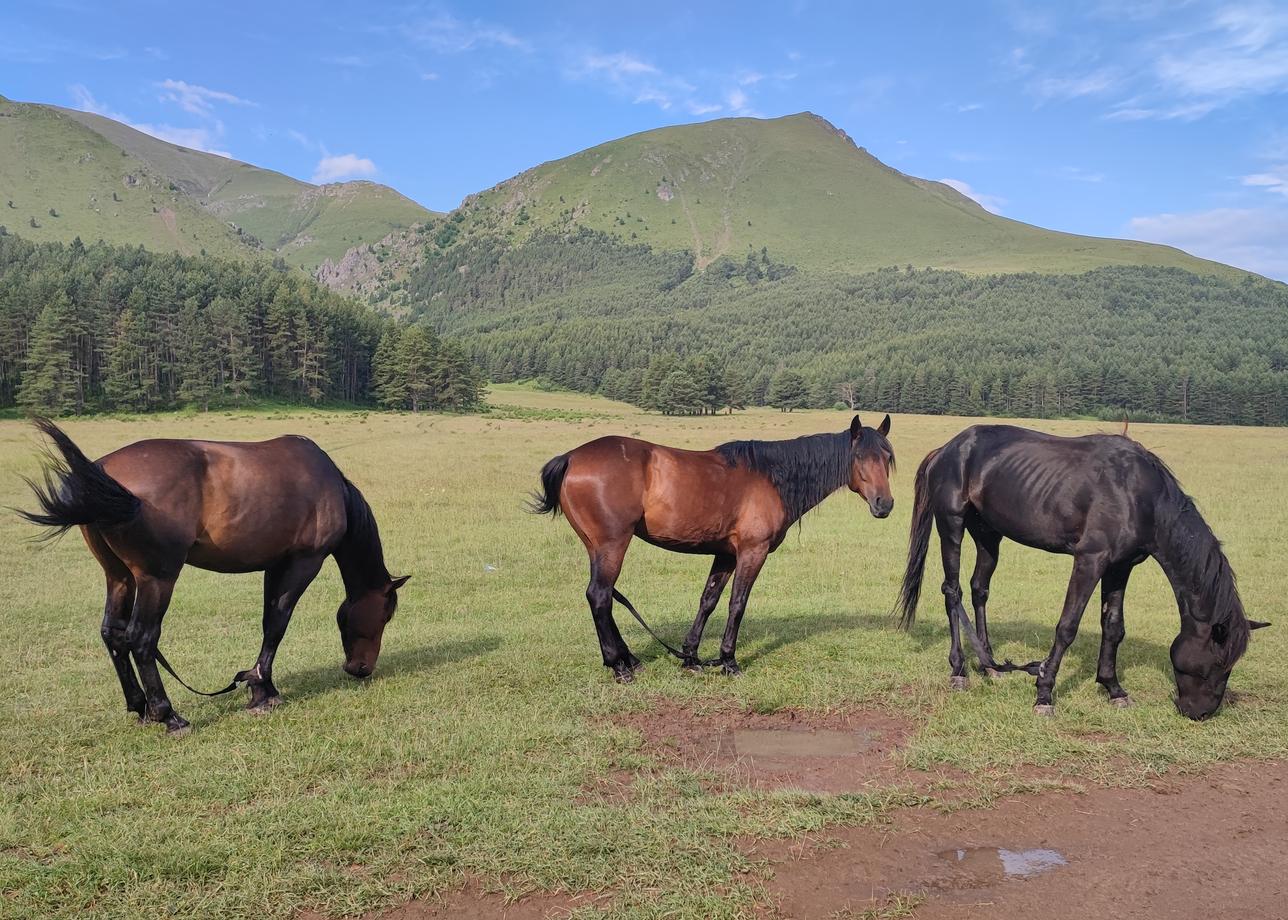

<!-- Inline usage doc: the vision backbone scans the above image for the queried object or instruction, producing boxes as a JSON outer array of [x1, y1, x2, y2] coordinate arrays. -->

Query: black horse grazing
[[898, 424, 1268, 720], [20, 420, 409, 734], [532, 416, 895, 681]]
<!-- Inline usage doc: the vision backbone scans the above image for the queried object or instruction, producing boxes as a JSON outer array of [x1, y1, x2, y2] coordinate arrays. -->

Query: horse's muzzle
[[344, 661, 373, 679], [869, 497, 894, 519]]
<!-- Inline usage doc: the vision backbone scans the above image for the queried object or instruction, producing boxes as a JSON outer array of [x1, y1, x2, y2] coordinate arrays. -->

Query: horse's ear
[[850, 415, 862, 441], [386, 575, 411, 594], [878, 414, 891, 437], [1249, 619, 1271, 630]]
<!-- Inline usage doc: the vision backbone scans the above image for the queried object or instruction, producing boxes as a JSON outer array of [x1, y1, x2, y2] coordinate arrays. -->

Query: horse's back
[[96, 435, 348, 574], [934, 425, 1161, 555]]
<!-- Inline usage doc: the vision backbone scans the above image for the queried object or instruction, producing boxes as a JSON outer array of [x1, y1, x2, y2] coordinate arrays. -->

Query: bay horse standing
[[897, 424, 1268, 720], [531, 415, 895, 682], [21, 420, 409, 734]]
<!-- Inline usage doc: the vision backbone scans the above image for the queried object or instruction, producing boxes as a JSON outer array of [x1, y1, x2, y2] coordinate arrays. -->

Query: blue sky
[[4, 1, 1288, 278]]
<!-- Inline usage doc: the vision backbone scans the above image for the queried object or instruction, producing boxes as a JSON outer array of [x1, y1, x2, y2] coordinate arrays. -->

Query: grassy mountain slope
[[0, 96, 255, 260], [451, 112, 1238, 278], [0, 95, 436, 270]]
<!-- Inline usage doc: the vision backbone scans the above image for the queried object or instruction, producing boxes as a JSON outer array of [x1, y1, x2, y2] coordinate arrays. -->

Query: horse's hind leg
[[680, 554, 735, 671], [965, 515, 1002, 675], [125, 573, 189, 735], [936, 512, 971, 689], [84, 530, 144, 719], [247, 554, 326, 713], [586, 539, 638, 683], [715, 545, 769, 677], [1096, 562, 1134, 707]]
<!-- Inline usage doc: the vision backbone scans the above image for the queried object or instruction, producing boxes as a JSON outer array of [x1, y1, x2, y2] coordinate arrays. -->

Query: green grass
[[1, 393, 1285, 918], [461, 112, 1243, 278]]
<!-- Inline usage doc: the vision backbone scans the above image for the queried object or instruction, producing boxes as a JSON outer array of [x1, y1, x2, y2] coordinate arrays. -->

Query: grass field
[[1, 385, 1286, 919]]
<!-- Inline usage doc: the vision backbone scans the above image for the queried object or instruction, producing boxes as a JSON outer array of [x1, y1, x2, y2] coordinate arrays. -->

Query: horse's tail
[[527, 452, 569, 516], [897, 447, 940, 630], [18, 418, 140, 538]]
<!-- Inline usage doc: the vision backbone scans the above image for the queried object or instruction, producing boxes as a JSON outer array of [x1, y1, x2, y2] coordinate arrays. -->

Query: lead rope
[[611, 589, 723, 666], [154, 648, 250, 696]]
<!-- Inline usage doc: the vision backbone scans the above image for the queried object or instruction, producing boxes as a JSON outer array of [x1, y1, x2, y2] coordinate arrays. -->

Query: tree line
[[0, 235, 483, 414], [390, 227, 1288, 426]]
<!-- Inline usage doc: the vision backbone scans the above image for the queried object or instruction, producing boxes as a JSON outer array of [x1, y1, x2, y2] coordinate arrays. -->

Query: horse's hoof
[[1110, 695, 1133, 709], [720, 662, 742, 678], [1033, 704, 1055, 717], [630, 658, 645, 674], [165, 719, 192, 737], [681, 660, 704, 674], [949, 675, 969, 691], [249, 696, 284, 715], [612, 668, 635, 684]]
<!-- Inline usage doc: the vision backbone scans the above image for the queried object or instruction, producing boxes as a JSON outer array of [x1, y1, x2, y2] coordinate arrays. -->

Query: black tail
[[897, 448, 940, 630], [527, 453, 570, 516], [18, 418, 140, 538]]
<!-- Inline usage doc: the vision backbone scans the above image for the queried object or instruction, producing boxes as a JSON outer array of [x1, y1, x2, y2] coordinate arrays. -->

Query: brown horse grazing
[[531, 415, 895, 682], [20, 420, 409, 734], [897, 424, 1269, 720]]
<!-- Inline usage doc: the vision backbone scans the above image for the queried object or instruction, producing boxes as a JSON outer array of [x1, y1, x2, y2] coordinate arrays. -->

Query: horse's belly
[[184, 539, 284, 573]]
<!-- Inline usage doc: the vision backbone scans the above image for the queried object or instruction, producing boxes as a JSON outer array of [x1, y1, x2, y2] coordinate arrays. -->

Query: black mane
[[716, 427, 892, 524], [336, 477, 391, 598], [1145, 448, 1249, 668]]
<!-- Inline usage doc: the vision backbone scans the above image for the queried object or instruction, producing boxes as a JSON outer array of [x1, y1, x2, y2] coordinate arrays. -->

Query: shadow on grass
[[281, 635, 504, 699]]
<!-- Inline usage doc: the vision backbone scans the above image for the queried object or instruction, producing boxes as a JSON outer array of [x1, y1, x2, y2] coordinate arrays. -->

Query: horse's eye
[[1212, 622, 1229, 646]]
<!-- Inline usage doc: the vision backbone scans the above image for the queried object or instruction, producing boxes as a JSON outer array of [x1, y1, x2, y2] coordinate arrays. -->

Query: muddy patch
[[754, 759, 1288, 919], [606, 698, 925, 794]]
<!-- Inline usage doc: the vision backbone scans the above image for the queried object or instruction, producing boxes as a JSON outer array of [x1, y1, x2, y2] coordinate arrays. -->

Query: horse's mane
[[715, 427, 893, 524], [1144, 446, 1248, 668], [337, 477, 391, 598]]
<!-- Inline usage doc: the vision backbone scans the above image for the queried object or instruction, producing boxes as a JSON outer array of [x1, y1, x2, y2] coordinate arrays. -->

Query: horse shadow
[[229, 635, 502, 711]]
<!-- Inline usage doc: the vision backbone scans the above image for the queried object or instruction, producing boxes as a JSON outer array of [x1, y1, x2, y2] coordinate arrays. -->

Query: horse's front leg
[[680, 554, 735, 671], [1034, 553, 1108, 715], [716, 546, 769, 676], [1095, 562, 1134, 708], [246, 554, 326, 712]]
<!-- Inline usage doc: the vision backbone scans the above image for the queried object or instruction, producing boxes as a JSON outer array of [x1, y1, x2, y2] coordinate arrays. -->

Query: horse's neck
[[1151, 501, 1233, 616], [334, 525, 388, 599]]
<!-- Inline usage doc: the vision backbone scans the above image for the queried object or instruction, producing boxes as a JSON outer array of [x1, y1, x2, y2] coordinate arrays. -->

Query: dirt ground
[[340, 704, 1288, 919]]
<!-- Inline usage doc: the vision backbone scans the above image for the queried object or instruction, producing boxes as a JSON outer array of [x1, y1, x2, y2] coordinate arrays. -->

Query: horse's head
[[338, 574, 411, 678], [847, 414, 895, 518], [1170, 614, 1269, 720]]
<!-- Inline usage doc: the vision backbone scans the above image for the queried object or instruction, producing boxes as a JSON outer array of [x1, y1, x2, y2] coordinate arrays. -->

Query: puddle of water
[[938, 846, 1067, 883], [727, 728, 879, 758]]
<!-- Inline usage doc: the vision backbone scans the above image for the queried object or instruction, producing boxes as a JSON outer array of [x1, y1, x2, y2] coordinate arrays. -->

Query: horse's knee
[[941, 582, 962, 605], [586, 582, 612, 610], [969, 582, 989, 604]]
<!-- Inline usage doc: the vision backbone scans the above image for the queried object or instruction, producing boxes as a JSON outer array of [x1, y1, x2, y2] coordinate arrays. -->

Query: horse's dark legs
[[586, 540, 638, 683], [84, 530, 146, 718], [716, 546, 769, 676], [936, 513, 971, 688], [246, 554, 326, 712], [965, 520, 1002, 668], [101, 572, 145, 718], [126, 573, 189, 734], [1034, 553, 1109, 714], [1095, 562, 1133, 707], [681, 554, 736, 670]]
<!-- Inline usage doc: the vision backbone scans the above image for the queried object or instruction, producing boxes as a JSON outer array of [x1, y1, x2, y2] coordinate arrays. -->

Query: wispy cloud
[[938, 178, 1006, 214], [1127, 207, 1288, 279], [68, 84, 233, 157], [399, 11, 527, 53], [157, 79, 254, 117], [313, 153, 378, 183], [1031, 68, 1119, 100], [1243, 164, 1288, 197]]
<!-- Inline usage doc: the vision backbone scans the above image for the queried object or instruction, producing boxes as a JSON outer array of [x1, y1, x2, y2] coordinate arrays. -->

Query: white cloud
[[1127, 207, 1288, 280], [1032, 68, 1119, 100], [1056, 165, 1106, 183], [938, 178, 1006, 214], [956, 101, 984, 112], [68, 84, 232, 157], [312, 153, 378, 183], [576, 51, 659, 80], [1243, 164, 1288, 197], [1104, 100, 1219, 121], [1154, 4, 1288, 97], [400, 12, 526, 53], [157, 79, 253, 117], [686, 101, 722, 115]]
